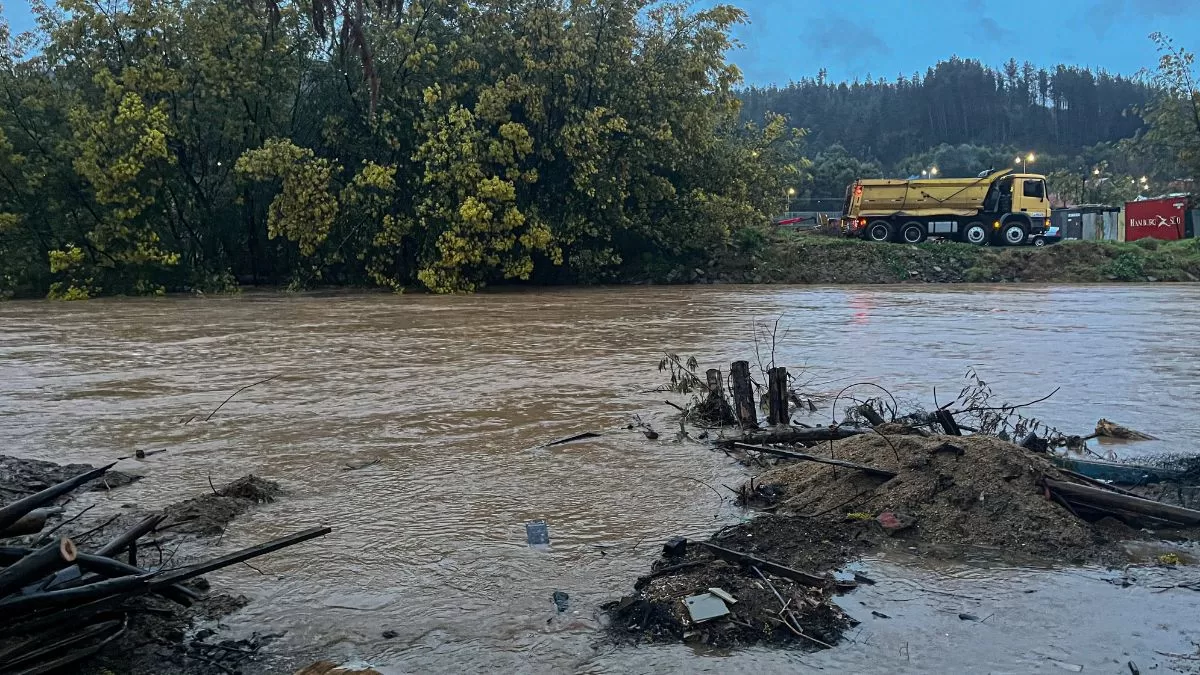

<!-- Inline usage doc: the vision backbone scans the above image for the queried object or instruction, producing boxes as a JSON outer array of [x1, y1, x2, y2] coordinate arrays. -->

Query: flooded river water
[[3, 284, 1200, 673]]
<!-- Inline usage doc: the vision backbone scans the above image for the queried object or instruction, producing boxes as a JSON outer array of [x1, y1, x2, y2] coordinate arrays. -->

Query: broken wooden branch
[[731, 443, 897, 479], [1095, 419, 1157, 441], [94, 514, 167, 558], [698, 542, 828, 588], [856, 404, 885, 427], [0, 464, 115, 533], [74, 554, 198, 605], [155, 526, 332, 587], [204, 374, 281, 422], [1044, 477, 1200, 526], [544, 432, 602, 447]]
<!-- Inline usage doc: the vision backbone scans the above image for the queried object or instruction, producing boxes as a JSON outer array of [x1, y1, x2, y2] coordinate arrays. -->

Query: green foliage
[[808, 144, 881, 196], [894, 144, 1017, 180], [0, 0, 795, 297], [1141, 34, 1200, 184], [1102, 251, 1147, 281]]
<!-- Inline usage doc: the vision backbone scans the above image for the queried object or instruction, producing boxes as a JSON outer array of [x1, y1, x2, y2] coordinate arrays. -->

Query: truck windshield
[[1023, 180, 1046, 200]]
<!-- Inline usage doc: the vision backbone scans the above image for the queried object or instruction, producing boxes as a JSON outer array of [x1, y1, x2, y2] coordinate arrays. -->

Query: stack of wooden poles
[[0, 463, 329, 674]]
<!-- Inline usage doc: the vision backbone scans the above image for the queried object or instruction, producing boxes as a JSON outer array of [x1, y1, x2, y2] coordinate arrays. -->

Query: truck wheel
[[964, 222, 989, 245], [867, 221, 892, 242], [901, 222, 926, 244], [1002, 222, 1028, 246]]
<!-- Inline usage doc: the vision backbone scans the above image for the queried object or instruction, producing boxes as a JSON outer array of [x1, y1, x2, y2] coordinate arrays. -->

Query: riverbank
[[640, 230, 1200, 286]]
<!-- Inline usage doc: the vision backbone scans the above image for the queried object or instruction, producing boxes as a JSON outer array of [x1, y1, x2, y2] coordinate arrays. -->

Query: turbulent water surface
[[2, 284, 1199, 673]]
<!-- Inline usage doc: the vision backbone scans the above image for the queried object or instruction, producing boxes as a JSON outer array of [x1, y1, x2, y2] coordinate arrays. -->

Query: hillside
[[742, 58, 1151, 167]]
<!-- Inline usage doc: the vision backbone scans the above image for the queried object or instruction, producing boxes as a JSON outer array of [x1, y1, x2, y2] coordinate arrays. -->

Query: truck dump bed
[[856, 170, 1008, 217]]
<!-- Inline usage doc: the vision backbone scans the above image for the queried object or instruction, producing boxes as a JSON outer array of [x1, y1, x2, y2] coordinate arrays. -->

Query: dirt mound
[[164, 475, 281, 535], [759, 433, 1117, 563], [605, 516, 868, 650]]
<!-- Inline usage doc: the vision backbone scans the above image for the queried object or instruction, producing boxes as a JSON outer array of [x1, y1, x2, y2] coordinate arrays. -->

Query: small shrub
[[732, 225, 768, 253], [1134, 237, 1161, 251], [1101, 251, 1146, 281]]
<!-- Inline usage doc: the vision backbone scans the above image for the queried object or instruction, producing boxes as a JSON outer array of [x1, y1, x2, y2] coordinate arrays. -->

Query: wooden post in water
[[767, 367, 789, 426], [705, 369, 723, 395], [730, 361, 757, 429]]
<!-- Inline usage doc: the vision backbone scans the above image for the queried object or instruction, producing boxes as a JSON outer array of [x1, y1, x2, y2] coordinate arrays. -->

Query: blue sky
[[3, 0, 1199, 85], [724, 0, 1200, 85]]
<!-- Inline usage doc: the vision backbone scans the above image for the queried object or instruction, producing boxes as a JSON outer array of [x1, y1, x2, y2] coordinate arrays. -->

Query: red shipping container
[[1125, 196, 1194, 241]]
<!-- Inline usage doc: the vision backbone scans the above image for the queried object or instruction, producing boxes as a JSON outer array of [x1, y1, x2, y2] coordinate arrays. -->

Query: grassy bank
[[680, 230, 1200, 285]]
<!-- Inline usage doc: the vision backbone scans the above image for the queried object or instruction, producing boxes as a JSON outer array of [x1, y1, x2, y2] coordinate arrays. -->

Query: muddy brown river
[[3, 284, 1200, 673]]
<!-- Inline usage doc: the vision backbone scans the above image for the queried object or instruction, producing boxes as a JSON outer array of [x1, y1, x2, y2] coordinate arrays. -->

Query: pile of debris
[[0, 457, 329, 674], [608, 357, 1200, 650], [605, 522, 865, 649]]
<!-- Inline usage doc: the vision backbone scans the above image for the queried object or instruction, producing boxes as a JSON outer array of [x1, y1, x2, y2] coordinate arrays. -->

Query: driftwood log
[[0, 573, 154, 616], [0, 538, 77, 597], [732, 443, 897, 479], [718, 426, 866, 448], [0, 508, 63, 539], [1094, 419, 1157, 441], [1045, 477, 1200, 526]]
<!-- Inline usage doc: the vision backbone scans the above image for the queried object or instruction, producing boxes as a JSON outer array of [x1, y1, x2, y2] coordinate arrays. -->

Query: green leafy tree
[[809, 144, 881, 197], [1142, 34, 1200, 182]]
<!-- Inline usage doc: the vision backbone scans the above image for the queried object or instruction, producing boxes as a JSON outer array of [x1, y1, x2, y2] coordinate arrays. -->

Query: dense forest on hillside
[[742, 58, 1154, 168]]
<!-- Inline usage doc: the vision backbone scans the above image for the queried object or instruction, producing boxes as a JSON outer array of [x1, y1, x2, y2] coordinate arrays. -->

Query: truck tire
[[963, 222, 989, 246], [900, 222, 926, 244], [867, 221, 893, 242], [1002, 221, 1028, 246]]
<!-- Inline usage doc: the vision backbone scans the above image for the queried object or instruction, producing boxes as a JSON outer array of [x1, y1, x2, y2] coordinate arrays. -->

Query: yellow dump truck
[[842, 168, 1051, 245]]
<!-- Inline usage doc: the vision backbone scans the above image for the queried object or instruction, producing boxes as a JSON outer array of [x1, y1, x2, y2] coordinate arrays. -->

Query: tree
[[808, 144, 880, 197], [0, 0, 800, 297], [1142, 33, 1200, 182]]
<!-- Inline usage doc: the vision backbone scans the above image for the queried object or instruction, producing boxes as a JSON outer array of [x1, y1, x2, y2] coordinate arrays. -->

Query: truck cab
[[986, 174, 1050, 242]]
